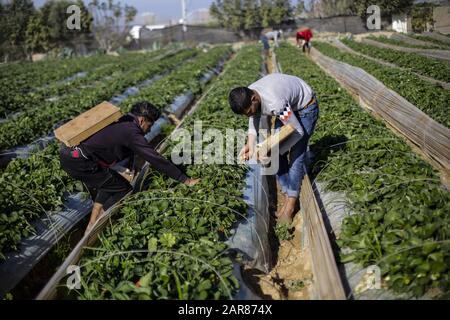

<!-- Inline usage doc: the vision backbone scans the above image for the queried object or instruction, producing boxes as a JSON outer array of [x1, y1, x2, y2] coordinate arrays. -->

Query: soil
[[241, 183, 314, 300]]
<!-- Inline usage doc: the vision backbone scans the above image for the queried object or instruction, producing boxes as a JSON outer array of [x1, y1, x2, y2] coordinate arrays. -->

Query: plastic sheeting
[[314, 182, 410, 300], [228, 56, 273, 295], [226, 163, 271, 273], [63, 71, 88, 83], [0, 133, 55, 168], [231, 262, 261, 300], [310, 47, 450, 186], [144, 116, 170, 142], [390, 33, 435, 47], [166, 92, 195, 118], [423, 32, 450, 45], [109, 74, 165, 106], [0, 193, 93, 297]]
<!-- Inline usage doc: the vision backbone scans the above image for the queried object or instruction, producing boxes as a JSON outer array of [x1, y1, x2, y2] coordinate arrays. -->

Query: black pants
[[302, 41, 311, 53], [59, 146, 132, 210]]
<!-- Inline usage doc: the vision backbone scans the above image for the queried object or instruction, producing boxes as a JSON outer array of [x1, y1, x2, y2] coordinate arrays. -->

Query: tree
[[210, 0, 295, 34], [25, 13, 51, 53], [88, 0, 137, 52], [1, 0, 35, 59], [271, 0, 294, 26], [296, 0, 305, 17], [23, 0, 92, 55], [0, 2, 6, 50], [243, 0, 259, 31], [307, 0, 354, 18], [41, 0, 92, 45], [411, 2, 436, 33], [259, 0, 273, 28]]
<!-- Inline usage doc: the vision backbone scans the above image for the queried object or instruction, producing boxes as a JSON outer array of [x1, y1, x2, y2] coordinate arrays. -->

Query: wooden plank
[[54, 101, 122, 147], [300, 172, 346, 300], [256, 125, 295, 159]]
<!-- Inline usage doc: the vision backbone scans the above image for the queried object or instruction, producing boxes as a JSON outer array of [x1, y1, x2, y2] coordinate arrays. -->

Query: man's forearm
[[247, 133, 256, 148]]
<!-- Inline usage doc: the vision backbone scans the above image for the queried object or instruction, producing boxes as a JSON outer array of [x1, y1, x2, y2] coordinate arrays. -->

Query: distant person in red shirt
[[296, 28, 313, 54]]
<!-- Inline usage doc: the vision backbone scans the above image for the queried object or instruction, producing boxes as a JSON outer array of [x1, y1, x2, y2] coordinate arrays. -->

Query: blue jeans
[[275, 100, 319, 198]]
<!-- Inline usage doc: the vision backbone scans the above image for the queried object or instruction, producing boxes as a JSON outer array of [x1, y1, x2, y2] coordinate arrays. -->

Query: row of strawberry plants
[[0, 53, 127, 114], [367, 35, 447, 50], [277, 43, 449, 298], [0, 49, 197, 151], [0, 46, 231, 261], [1, 49, 170, 115], [314, 41, 450, 127], [0, 54, 114, 85], [120, 45, 232, 112], [0, 50, 167, 92], [408, 34, 450, 49], [342, 38, 450, 82], [71, 46, 262, 300]]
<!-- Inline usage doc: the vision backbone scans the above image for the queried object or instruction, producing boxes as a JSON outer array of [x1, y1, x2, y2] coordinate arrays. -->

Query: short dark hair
[[228, 87, 253, 114], [130, 101, 160, 122]]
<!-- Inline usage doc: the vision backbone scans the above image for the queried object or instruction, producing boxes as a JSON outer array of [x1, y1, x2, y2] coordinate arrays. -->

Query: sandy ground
[[242, 183, 314, 300]]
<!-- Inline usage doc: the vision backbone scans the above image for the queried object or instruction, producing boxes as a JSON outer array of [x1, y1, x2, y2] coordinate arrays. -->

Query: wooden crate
[[54, 101, 122, 147]]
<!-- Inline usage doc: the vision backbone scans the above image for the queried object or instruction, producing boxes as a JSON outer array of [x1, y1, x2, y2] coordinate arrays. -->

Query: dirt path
[[242, 177, 314, 300]]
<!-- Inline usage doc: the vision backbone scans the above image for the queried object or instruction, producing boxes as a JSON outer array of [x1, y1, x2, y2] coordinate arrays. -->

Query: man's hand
[[257, 152, 271, 165], [184, 178, 201, 186], [239, 144, 255, 161]]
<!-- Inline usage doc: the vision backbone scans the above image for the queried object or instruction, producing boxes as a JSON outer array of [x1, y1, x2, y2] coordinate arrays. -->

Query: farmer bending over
[[229, 74, 319, 224], [296, 27, 313, 54], [60, 101, 200, 234]]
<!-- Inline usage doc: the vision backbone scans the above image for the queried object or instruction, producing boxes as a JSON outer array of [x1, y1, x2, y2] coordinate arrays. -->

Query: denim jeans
[[275, 99, 319, 198]]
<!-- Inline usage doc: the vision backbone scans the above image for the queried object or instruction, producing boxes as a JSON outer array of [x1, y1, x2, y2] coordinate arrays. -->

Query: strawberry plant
[[0, 46, 232, 261], [0, 49, 197, 151], [368, 35, 448, 50], [0, 53, 122, 115], [314, 41, 450, 127], [408, 34, 450, 49], [71, 46, 262, 300], [0, 49, 170, 115], [0, 143, 82, 259], [277, 43, 450, 298], [120, 46, 232, 112], [342, 39, 450, 82]]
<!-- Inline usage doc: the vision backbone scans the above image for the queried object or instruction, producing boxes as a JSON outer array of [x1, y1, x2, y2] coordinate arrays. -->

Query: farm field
[[0, 25, 449, 303]]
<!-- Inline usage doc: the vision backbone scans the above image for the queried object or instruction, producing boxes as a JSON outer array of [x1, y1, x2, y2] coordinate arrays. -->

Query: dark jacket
[[79, 114, 188, 183]]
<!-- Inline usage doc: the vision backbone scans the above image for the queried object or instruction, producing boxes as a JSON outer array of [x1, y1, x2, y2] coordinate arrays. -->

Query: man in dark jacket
[[60, 101, 199, 234]]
